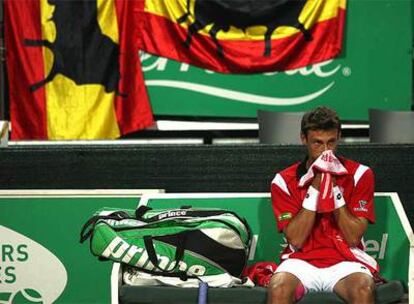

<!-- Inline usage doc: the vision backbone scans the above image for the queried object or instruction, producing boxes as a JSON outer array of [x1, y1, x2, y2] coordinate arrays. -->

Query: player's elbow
[[286, 236, 304, 249], [284, 228, 307, 249], [345, 236, 361, 247]]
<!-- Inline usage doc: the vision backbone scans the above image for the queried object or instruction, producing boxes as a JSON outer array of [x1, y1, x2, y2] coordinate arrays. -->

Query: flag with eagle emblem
[[136, 0, 346, 73], [5, 0, 154, 140]]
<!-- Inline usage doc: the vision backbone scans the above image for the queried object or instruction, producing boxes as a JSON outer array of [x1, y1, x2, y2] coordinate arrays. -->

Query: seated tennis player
[[268, 106, 377, 304]]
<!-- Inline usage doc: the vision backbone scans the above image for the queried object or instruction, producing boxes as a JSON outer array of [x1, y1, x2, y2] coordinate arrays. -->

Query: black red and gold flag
[[5, 0, 154, 140], [136, 0, 346, 73]]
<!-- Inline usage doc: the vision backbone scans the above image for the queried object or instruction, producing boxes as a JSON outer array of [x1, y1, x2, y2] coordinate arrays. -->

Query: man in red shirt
[[268, 107, 377, 304]]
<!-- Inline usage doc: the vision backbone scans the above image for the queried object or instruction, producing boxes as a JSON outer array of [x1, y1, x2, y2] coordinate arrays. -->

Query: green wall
[[0, 193, 411, 303]]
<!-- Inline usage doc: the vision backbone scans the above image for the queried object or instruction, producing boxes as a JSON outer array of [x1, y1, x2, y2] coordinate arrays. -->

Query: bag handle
[[79, 211, 130, 243], [135, 205, 152, 219], [143, 232, 188, 278]]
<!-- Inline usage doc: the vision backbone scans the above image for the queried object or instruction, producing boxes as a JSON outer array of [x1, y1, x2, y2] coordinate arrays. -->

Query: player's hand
[[311, 173, 321, 190]]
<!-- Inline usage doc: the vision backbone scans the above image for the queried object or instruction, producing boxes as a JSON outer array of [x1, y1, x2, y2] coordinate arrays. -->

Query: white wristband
[[333, 186, 346, 209], [302, 186, 319, 211]]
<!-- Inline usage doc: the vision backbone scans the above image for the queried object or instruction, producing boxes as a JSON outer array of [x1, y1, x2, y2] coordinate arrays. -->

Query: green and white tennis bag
[[80, 205, 252, 287]]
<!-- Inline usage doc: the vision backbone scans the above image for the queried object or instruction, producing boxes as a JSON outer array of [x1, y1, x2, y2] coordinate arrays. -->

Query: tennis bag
[[80, 205, 252, 281]]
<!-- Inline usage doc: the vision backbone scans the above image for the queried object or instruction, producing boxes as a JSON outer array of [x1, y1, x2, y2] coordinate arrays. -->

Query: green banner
[[0, 192, 144, 304], [141, 0, 413, 121], [0, 192, 411, 303]]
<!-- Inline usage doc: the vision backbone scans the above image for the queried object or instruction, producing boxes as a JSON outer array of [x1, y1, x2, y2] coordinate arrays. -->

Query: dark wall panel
[[0, 144, 413, 227]]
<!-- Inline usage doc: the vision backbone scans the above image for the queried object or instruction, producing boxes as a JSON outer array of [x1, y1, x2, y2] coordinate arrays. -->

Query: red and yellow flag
[[136, 0, 346, 73], [5, 0, 154, 140]]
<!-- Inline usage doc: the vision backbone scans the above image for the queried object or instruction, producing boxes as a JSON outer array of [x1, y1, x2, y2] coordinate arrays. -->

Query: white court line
[[0, 189, 164, 198], [376, 193, 414, 304]]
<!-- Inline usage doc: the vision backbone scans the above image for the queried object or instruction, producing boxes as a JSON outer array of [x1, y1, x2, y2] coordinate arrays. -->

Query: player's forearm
[[284, 209, 316, 249], [333, 206, 367, 247]]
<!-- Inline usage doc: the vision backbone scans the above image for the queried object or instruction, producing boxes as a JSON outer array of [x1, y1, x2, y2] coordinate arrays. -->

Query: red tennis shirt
[[271, 156, 376, 269]]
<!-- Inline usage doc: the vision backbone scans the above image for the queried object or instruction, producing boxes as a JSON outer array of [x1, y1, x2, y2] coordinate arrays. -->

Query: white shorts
[[275, 258, 372, 293]]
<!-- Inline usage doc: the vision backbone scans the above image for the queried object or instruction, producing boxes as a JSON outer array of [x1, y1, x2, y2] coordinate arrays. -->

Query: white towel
[[299, 150, 348, 213]]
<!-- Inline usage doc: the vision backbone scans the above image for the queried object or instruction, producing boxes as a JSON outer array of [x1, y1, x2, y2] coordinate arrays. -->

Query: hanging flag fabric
[[4, 0, 154, 140], [136, 0, 346, 73]]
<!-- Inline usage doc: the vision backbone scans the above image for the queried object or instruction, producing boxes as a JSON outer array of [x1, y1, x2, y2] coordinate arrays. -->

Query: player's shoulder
[[279, 161, 301, 177], [272, 161, 301, 185], [339, 156, 374, 177]]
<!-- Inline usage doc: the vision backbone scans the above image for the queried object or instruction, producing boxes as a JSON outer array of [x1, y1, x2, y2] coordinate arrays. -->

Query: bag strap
[[79, 211, 130, 243], [132, 266, 193, 281], [143, 232, 187, 277], [136, 205, 252, 249]]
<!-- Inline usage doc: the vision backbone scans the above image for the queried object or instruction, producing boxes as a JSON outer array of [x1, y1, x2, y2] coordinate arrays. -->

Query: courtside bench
[[111, 193, 413, 304]]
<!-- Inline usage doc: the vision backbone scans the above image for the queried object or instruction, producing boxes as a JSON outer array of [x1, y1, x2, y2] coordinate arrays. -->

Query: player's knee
[[356, 283, 375, 298], [267, 274, 298, 304], [349, 280, 375, 303]]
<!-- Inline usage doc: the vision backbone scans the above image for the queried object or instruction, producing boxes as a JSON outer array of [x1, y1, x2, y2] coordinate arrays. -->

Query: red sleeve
[[271, 174, 301, 232], [348, 167, 375, 223]]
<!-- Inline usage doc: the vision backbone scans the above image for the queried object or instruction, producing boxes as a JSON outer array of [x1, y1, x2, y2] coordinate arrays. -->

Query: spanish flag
[[4, 0, 154, 140], [136, 0, 346, 73]]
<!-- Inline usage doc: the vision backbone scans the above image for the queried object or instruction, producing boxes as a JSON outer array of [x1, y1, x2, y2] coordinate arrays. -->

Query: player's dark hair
[[301, 106, 341, 137]]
